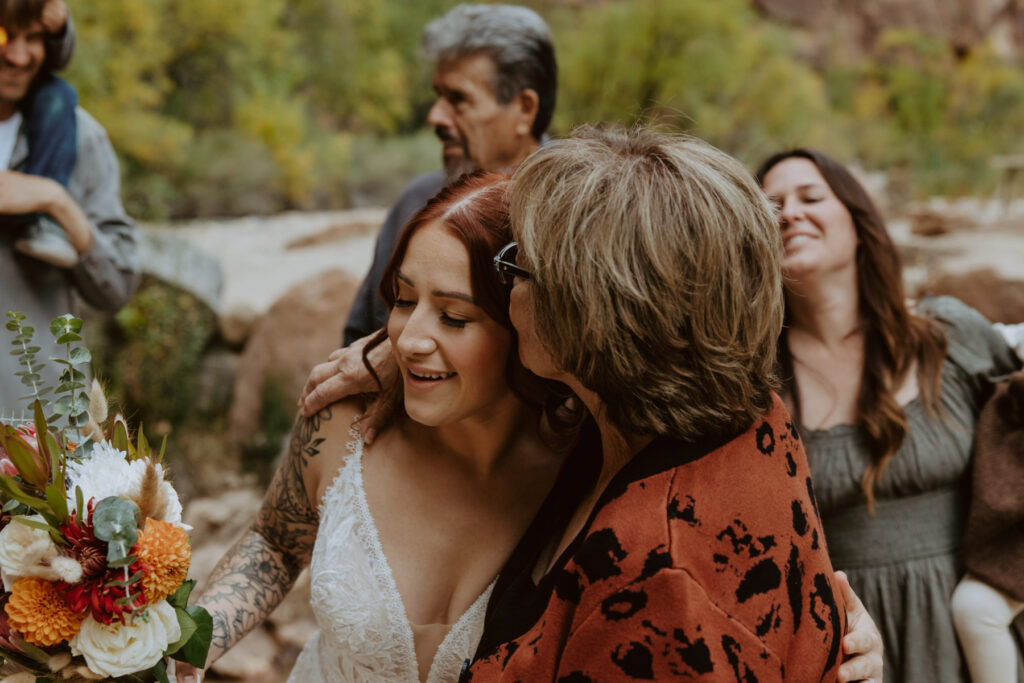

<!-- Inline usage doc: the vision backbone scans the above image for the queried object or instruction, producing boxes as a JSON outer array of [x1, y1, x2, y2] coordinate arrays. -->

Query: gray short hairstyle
[[422, 4, 557, 140], [510, 125, 784, 440]]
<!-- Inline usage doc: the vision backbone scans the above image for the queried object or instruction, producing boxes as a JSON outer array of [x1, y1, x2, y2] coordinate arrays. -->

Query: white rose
[[0, 516, 65, 590], [70, 600, 181, 678], [66, 441, 185, 528]]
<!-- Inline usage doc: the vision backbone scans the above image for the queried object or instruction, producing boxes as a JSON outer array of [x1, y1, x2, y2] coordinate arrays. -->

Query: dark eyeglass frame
[[493, 241, 532, 286]]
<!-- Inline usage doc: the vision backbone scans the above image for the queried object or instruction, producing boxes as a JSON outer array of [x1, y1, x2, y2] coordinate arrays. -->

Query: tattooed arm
[[188, 408, 333, 669]]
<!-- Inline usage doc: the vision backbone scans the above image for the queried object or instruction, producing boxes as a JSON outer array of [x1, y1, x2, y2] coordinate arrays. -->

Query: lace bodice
[[287, 432, 494, 683]]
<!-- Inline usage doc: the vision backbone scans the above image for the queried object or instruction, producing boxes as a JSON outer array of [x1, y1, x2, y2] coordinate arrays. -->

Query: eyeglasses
[[493, 242, 532, 286]]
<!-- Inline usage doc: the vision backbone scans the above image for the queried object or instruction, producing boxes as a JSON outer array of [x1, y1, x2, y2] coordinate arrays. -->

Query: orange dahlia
[[6, 577, 85, 646], [135, 518, 191, 602]]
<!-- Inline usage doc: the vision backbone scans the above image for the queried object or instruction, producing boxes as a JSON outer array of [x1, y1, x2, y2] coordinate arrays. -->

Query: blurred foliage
[[63, 0, 1024, 219], [86, 277, 218, 430]]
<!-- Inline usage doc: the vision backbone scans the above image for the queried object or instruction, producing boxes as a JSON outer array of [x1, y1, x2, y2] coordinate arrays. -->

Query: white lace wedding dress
[[287, 435, 494, 683]]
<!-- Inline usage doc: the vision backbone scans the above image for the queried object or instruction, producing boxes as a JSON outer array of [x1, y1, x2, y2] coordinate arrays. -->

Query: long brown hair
[[756, 149, 948, 511]]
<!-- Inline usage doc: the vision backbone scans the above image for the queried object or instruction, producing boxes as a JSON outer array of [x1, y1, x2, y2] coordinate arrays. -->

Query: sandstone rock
[[909, 209, 977, 237], [170, 210, 383, 348], [228, 269, 360, 444], [137, 228, 223, 311], [918, 268, 1024, 323], [754, 0, 1022, 58]]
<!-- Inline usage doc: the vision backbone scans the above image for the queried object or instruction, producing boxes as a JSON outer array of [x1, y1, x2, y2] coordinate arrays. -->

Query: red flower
[[59, 504, 146, 625]]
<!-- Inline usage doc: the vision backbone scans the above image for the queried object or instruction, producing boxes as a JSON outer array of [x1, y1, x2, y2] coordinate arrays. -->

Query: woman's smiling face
[[761, 157, 859, 282], [388, 220, 515, 427]]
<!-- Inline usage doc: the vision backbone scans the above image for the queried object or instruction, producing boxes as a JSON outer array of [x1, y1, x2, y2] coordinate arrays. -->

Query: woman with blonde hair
[[757, 148, 1023, 682], [465, 125, 847, 681]]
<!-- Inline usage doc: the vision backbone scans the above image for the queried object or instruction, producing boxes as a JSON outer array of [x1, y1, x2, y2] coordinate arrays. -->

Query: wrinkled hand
[[0, 171, 59, 217], [298, 333, 399, 443], [174, 661, 203, 683], [40, 0, 68, 34], [836, 570, 884, 682]]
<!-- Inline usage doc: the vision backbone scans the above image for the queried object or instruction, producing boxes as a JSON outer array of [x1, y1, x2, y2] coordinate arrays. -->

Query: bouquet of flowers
[[0, 313, 211, 682]]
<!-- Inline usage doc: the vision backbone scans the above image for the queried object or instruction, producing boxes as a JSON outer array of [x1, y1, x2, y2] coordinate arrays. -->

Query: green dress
[[802, 296, 1022, 682]]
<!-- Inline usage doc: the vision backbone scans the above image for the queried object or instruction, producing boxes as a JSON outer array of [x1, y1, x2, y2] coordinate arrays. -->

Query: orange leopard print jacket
[[466, 395, 846, 682]]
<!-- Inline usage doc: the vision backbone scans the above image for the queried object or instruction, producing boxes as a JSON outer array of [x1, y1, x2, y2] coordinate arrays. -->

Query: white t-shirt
[[0, 111, 23, 170]]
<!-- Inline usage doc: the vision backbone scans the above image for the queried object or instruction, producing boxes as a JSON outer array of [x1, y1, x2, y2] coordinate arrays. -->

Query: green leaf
[[32, 402, 49, 456], [167, 580, 196, 609], [75, 484, 84, 517], [165, 607, 198, 656], [44, 482, 68, 523], [93, 496, 141, 555], [69, 346, 91, 364], [108, 553, 138, 568], [172, 606, 212, 668], [55, 332, 82, 345], [0, 476, 48, 510], [52, 395, 73, 416], [137, 427, 151, 461], [19, 373, 41, 385], [12, 516, 52, 533], [2, 498, 21, 512], [112, 419, 133, 456], [152, 658, 170, 683], [49, 317, 65, 337], [13, 637, 50, 664], [23, 346, 40, 354]]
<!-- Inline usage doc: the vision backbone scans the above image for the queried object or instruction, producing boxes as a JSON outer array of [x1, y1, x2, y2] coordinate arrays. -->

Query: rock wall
[[753, 0, 1024, 57]]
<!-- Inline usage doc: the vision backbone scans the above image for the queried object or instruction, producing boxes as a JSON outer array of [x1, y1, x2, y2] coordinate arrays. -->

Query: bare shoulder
[[290, 399, 363, 510]]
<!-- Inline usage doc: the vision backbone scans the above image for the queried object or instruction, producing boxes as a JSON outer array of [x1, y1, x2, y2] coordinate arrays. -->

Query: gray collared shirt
[[1, 107, 138, 415]]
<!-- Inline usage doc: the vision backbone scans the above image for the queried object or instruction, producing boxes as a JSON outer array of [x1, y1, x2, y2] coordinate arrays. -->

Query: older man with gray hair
[[343, 3, 557, 345]]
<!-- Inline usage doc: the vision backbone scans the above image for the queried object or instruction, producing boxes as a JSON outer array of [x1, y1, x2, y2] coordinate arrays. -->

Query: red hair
[[364, 171, 552, 415]]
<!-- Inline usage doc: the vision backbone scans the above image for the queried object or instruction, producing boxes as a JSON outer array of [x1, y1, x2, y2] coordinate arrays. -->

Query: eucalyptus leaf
[[69, 346, 91, 364], [52, 395, 72, 416], [93, 496, 141, 550], [55, 332, 82, 345]]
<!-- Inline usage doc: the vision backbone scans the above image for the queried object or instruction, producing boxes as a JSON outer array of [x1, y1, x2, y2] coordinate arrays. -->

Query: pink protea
[[0, 424, 33, 477]]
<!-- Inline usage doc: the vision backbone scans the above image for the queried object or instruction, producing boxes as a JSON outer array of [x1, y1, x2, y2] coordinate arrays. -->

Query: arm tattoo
[[196, 408, 333, 662]]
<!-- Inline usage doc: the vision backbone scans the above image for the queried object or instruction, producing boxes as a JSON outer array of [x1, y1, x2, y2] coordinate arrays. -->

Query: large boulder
[[918, 268, 1024, 323], [228, 269, 360, 445]]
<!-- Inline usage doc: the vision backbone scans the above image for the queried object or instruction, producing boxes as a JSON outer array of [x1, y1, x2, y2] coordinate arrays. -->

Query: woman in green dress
[[758, 148, 1023, 682]]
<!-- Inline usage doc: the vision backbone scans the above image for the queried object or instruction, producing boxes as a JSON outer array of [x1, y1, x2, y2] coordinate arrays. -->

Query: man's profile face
[[0, 20, 45, 108], [427, 53, 533, 181]]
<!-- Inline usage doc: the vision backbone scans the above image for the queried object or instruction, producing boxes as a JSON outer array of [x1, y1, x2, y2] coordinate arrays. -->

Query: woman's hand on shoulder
[[835, 570, 884, 683], [298, 333, 399, 444]]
